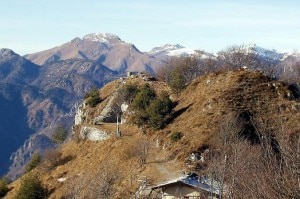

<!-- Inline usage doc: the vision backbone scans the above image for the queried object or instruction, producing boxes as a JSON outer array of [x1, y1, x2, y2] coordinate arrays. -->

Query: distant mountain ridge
[[25, 33, 300, 71], [25, 33, 161, 73], [148, 44, 193, 56], [0, 48, 117, 179], [0, 49, 41, 176], [0, 48, 39, 84], [221, 44, 300, 62]]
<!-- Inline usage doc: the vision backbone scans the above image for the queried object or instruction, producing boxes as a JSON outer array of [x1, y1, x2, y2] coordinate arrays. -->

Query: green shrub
[[84, 87, 101, 107], [0, 177, 9, 197], [168, 71, 186, 94], [147, 93, 173, 129], [156, 92, 173, 115], [131, 84, 155, 110], [131, 87, 173, 130], [84, 87, 97, 99], [25, 153, 41, 173], [131, 84, 155, 127], [15, 174, 48, 199], [171, 132, 182, 142], [52, 125, 68, 144], [132, 110, 150, 127], [118, 83, 139, 103]]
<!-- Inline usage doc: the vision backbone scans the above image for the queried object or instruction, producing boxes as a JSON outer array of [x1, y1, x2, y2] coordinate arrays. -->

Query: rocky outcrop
[[93, 92, 117, 124], [80, 126, 109, 141], [8, 134, 54, 179], [74, 103, 87, 125]]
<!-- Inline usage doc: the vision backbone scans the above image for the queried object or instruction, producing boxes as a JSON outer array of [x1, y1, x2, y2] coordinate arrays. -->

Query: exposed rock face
[[79, 126, 109, 141], [120, 103, 129, 123], [74, 104, 85, 126], [94, 92, 118, 124], [9, 134, 54, 178]]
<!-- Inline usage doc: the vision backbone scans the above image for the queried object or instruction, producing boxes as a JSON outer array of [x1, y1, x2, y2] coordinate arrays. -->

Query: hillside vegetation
[[4, 69, 300, 199]]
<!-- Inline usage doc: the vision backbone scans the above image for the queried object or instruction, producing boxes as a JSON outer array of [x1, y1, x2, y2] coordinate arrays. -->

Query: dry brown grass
[[159, 70, 300, 161]]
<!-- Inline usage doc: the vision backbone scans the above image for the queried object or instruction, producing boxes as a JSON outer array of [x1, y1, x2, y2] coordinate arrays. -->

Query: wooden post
[[116, 115, 121, 137]]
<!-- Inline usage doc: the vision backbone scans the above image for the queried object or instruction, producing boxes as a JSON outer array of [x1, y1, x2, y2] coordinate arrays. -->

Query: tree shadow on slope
[[237, 111, 261, 145], [288, 83, 300, 100], [167, 103, 193, 125]]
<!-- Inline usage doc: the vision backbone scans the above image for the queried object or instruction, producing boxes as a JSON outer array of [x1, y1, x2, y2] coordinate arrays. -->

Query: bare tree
[[157, 56, 200, 93], [206, 111, 300, 199], [111, 83, 139, 137], [199, 57, 221, 75], [40, 148, 62, 171], [129, 138, 151, 165], [280, 58, 300, 83], [206, 113, 246, 198], [64, 174, 89, 199], [64, 160, 122, 199], [111, 95, 123, 137], [258, 127, 300, 199], [217, 44, 257, 70], [89, 162, 121, 199]]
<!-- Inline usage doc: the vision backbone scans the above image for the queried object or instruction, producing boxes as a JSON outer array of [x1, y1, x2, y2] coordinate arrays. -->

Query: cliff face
[[0, 49, 40, 176]]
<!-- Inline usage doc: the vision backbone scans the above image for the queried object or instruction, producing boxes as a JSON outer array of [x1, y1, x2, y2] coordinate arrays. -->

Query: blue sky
[[0, 0, 299, 55]]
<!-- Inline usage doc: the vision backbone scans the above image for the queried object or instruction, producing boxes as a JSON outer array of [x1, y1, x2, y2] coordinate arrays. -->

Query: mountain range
[[25, 33, 164, 74], [0, 32, 299, 179]]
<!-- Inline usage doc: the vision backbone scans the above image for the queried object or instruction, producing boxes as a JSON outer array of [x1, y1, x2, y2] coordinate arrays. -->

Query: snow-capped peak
[[223, 44, 283, 60], [282, 49, 300, 60], [149, 44, 184, 53], [82, 33, 123, 43], [247, 44, 282, 60], [159, 44, 185, 50], [148, 44, 195, 57]]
